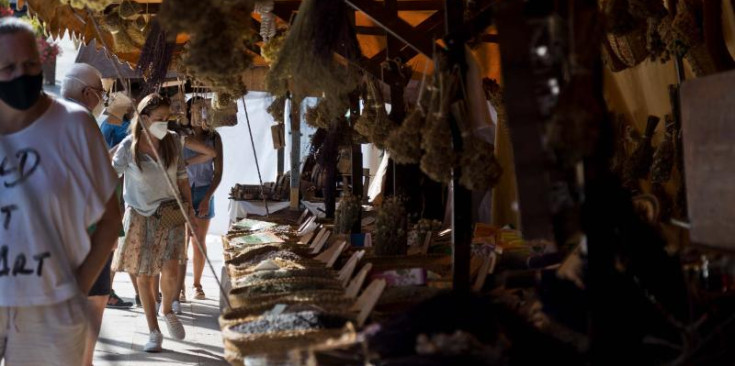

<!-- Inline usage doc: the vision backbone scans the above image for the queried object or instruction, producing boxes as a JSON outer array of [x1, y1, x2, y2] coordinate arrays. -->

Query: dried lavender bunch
[[386, 108, 424, 164], [624, 115, 659, 183], [354, 80, 394, 149], [374, 197, 408, 256], [137, 20, 176, 95], [267, 94, 288, 124], [231, 311, 348, 335], [266, 0, 360, 101], [459, 137, 502, 191], [335, 192, 361, 234], [651, 115, 675, 184]]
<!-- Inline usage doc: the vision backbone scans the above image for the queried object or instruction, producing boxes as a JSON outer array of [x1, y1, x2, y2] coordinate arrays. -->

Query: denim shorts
[[191, 185, 215, 219]]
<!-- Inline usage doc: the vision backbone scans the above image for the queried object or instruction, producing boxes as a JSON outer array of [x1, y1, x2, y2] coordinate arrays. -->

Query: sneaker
[[106, 290, 133, 309], [143, 330, 163, 353], [193, 285, 205, 300], [163, 312, 186, 340], [172, 300, 182, 315], [135, 294, 141, 307], [179, 289, 187, 303]]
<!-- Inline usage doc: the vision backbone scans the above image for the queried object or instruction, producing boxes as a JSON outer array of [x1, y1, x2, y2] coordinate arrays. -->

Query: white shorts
[[0, 296, 88, 366]]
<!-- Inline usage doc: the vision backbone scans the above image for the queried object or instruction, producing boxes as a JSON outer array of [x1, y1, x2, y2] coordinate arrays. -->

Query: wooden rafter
[[344, 0, 436, 57]]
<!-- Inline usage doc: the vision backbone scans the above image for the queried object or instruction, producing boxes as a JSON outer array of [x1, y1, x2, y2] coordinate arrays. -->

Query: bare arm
[[196, 134, 223, 218], [184, 137, 216, 166], [75, 193, 122, 294]]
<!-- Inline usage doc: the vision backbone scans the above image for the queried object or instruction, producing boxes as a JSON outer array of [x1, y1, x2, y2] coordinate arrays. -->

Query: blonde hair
[[130, 93, 177, 169]]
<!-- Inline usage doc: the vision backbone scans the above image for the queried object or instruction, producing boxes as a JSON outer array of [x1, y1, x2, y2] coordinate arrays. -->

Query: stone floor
[[93, 235, 228, 366]]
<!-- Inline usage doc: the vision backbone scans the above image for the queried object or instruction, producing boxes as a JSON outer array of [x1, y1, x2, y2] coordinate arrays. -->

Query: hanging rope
[[89, 12, 233, 310], [241, 96, 270, 216]]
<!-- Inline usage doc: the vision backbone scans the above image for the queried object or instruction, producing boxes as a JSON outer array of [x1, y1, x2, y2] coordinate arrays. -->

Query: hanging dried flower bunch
[[267, 94, 288, 124], [304, 96, 349, 130], [261, 32, 286, 66], [646, 17, 669, 62], [102, 9, 148, 54], [353, 79, 394, 149], [624, 115, 659, 185], [651, 115, 675, 184], [385, 76, 434, 164], [334, 192, 361, 234], [61, 0, 114, 11], [265, 0, 361, 109], [374, 197, 408, 256], [162, 0, 254, 98], [459, 137, 502, 191], [420, 72, 456, 185], [137, 19, 175, 95]]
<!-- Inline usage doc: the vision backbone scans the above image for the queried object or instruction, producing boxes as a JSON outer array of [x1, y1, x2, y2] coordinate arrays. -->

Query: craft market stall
[[14, 0, 735, 364]]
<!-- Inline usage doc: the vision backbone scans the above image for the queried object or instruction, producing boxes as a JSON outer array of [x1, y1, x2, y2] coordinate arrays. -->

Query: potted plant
[[37, 36, 61, 85]]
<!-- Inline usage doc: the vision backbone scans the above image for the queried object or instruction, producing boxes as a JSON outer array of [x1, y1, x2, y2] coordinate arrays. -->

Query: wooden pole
[[350, 92, 364, 234], [289, 97, 301, 210], [444, 0, 472, 293]]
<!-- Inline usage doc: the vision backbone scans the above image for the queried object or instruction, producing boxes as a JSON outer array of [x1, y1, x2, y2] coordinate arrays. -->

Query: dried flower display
[[137, 19, 175, 94], [420, 73, 455, 185], [161, 0, 254, 98], [261, 32, 286, 66], [354, 78, 394, 149], [36, 37, 61, 64], [265, 0, 361, 110], [459, 137, 502, 192], [267, 94, 288, 124], [374, 197, 408, 256], [334, 192, 361, 234], [61, 0, 114, 11], [386, 77, 434, 165]]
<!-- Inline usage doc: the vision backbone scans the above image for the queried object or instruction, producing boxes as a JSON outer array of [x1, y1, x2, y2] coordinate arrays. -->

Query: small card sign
[[350, 279, 386, 327], [311, 230, 331, 254], [346, 263, 372, 299]]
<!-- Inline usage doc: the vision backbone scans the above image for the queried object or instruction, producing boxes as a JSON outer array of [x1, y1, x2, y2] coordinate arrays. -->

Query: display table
[[228, 199, 291, 222]]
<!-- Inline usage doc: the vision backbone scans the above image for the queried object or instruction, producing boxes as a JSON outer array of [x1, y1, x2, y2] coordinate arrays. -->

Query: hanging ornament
[[255, 0, 276, 43]]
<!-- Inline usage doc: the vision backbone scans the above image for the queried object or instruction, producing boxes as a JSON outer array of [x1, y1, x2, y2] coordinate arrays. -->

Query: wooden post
[[349, 92, 363, 234], [289, 97, 301, 210], [444, 0, 472, 294]]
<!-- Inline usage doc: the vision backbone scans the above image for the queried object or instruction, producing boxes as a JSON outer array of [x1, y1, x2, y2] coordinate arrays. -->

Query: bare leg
[[175, 225, 190, 300], [192, 218, 210, 288], [153, 274, 160, 301], [160, 259, 180, 315], [83, 295, 108, 366], [136, 275, 160, 332], [129, 273, 139, 295]]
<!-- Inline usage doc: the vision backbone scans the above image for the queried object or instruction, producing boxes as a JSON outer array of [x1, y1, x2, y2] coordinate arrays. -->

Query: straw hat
[[104, 92, 133, 120]]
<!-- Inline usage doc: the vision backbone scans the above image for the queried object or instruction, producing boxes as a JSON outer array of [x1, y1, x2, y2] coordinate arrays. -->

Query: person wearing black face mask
[[0, 17, 122, 366]]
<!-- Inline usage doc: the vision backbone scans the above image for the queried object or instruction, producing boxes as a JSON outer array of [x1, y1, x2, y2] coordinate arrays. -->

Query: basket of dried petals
[[219, 296, 354, 329]]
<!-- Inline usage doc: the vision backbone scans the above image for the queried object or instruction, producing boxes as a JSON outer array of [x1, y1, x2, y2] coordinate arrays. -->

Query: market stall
[[15, 0, 735, 364]]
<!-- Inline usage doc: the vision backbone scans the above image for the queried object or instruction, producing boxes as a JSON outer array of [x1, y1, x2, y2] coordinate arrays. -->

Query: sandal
[[193, 285, 205, 300]]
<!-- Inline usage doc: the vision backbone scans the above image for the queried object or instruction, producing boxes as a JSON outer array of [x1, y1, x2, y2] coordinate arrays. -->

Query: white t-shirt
[[113, 132, 186, 217], [0, 98, 118, 307]]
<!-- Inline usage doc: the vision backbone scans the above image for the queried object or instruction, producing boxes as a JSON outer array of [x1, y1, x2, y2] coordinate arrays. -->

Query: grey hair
[[0, 17, 36, 37], [60, 77, 87, 100], [60, 64, 102, 101]]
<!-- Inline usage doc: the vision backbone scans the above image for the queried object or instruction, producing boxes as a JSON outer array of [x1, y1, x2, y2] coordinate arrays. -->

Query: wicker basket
[[606, 25, 648, 68], [229, 288, 346, 309], [219, 295, 354, 328], [229, 277, 343, 303], [223, 324, 354, 362], [232, 268, 337, 288], [364, 254, 451, 274]]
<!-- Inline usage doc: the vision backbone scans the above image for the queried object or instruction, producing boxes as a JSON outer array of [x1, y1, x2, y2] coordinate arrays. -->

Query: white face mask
[[92, 99, 104, 118], [148, 121, 169, 140]]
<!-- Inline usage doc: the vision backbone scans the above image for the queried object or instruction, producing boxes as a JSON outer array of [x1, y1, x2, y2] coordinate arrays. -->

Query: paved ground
[[93, 235, 228, 366]]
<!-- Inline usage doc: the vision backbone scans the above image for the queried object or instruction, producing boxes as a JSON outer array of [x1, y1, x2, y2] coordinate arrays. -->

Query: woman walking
[[111, 94, 208, 352], [183, 97, 223, 300]]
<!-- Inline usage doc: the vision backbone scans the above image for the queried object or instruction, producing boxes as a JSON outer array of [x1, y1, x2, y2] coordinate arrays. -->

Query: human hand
[[197, 198, 210, 218]]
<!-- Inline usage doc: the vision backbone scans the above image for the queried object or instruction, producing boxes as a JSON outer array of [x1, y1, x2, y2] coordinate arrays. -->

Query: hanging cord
[[241, 96, 270, 216], [88, 12, 233, 310]]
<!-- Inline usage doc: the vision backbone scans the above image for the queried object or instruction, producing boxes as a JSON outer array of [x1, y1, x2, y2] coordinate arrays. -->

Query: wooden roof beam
[[366, 10, 444, 70], [344, 0, 435, 57]]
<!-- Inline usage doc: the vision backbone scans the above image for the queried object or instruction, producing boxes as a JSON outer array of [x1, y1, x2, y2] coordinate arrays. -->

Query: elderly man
[[0, 17, 121, 366], [61, 63, 134, 365]]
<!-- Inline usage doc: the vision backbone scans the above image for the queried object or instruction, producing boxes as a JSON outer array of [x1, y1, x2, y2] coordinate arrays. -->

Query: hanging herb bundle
[[163, 0, 254, 97], [651, 115, 675, 184], [62, 0, 114, 11], [420, 73, 455, 185], [386, 74, 434, 164], [374, 197, 408, 256], [265, 0, 361, 107], [624, 115, 659, 184], [353, 79, 394, 149], [459, 138, 502, 191], [646, 17, 669, 62], [304, 97, 349, 130], [137, 19, 175, 95], [334, 192, 361, 234], [261, 32, 286, 66], [267, 94, 288, 124]]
